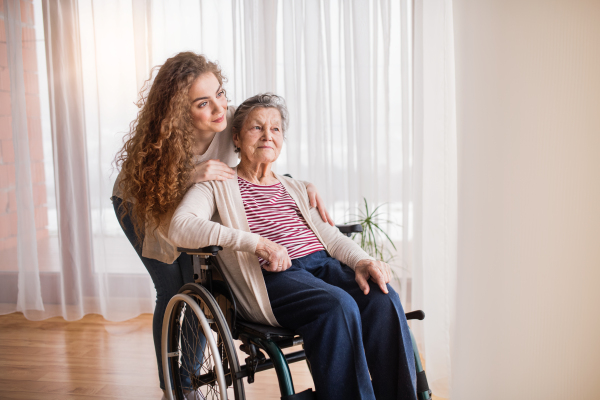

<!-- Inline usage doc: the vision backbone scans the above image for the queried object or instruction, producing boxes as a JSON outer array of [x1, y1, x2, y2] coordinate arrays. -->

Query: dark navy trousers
[[262, 251, 417, 400], [112, 197, 203, 390]]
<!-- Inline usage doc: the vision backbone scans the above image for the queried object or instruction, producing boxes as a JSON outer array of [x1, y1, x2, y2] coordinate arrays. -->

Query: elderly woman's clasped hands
[[255, 236, 292, 273]]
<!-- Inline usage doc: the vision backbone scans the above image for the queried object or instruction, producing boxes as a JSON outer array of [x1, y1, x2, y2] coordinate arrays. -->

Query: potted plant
[[345, 198, 403, 282]]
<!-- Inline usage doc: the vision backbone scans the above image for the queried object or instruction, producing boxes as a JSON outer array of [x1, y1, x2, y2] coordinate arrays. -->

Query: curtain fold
[[413, 0, 457, 397], [131, 0, 152, 91], [41, 0, 95, 320], [4, 0, 44, 313], [232, 0, 278, 97]]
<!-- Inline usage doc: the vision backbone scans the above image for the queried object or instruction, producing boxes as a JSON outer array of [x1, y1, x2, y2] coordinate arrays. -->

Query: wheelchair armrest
[[177, 246, 223, 256], [405, 310, 425, 320], [336, 224, 363, 236]]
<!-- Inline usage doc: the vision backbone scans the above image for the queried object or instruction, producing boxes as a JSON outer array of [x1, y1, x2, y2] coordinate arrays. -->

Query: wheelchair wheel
[[162, 283, 245, 400]]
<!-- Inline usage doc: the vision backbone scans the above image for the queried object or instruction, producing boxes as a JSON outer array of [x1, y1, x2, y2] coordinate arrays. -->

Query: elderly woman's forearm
[[328, 237, 375, 269], [169, 213, 260, 253]]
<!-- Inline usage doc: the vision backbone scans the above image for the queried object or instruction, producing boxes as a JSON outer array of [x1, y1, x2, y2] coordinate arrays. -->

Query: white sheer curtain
[[2, 0, 44, 313], [412, 1, 457, 397], [1, 0, 455, 396]]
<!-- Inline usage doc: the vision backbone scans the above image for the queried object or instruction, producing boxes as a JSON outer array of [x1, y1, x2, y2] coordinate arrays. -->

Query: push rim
[[163, 285, 244, 400]]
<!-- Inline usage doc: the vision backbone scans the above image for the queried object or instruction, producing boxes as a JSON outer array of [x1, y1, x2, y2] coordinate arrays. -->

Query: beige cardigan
[[112, 106, 239, 263], [169, 169, 374, 326]]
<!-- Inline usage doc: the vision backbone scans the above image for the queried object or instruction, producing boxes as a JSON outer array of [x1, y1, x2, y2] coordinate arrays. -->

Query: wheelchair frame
[[162, 225, 432, 400]]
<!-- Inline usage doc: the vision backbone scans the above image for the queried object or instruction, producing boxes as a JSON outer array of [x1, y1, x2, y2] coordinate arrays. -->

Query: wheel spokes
[[174, 296, 234, 400]]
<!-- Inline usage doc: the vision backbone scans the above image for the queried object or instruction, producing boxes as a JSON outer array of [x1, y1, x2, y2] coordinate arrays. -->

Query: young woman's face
[[188, 72, 228, 136]]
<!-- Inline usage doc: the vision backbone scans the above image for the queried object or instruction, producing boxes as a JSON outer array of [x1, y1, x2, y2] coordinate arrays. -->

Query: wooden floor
[[0, 312, 314, 400], [0, 312, 443, 400]]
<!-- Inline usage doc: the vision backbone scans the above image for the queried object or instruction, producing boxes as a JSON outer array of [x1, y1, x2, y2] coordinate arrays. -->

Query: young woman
[[112, 52, 332, 395]]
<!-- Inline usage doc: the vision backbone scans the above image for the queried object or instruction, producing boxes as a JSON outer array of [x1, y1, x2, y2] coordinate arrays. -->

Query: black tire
[[163, 283, 245, 400]]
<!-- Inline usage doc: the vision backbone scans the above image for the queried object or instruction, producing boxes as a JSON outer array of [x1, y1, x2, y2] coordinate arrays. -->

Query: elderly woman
[[169, 94, 416, 400]]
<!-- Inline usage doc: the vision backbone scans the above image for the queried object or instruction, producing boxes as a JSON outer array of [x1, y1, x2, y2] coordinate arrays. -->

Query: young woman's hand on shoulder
[[305, 182, 335, 226], [190, 159, 235, 185]]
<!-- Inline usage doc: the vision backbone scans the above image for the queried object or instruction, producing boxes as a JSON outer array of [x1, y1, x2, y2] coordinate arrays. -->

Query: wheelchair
[[161, 224, 432, 400]]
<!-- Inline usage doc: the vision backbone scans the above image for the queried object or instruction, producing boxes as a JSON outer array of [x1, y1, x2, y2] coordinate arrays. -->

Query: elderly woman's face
[[234, 107, 284, 165]]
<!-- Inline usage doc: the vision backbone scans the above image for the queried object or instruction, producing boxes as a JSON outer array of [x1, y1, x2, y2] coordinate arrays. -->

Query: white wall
[[452, 1, 600, 399]]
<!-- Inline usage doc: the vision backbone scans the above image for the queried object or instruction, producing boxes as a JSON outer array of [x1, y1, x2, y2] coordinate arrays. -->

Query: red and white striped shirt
[[238, 177, 324, 265]]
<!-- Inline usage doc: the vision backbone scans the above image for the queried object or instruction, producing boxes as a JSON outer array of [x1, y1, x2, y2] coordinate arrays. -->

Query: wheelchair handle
[[336, 224, 363, 237], [405, 310, 426, 320]]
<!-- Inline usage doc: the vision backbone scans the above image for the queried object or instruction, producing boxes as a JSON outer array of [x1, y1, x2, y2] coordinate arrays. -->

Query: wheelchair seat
[[235, 318, 297, 341]]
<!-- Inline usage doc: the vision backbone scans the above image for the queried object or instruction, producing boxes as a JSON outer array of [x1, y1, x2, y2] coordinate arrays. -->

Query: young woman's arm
[[302, 181, 335, 226], [188, 159, 235, 186]]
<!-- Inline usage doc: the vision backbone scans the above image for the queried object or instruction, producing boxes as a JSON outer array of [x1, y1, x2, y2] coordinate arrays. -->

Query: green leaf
[[344, 198, 404, 284]]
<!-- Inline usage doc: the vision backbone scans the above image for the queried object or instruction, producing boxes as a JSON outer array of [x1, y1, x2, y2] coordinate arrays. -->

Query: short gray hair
[[231, 93, 289, 152]]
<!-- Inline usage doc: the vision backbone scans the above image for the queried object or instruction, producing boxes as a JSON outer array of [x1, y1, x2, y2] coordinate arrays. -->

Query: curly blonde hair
[[114, 52, 225, 239]]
